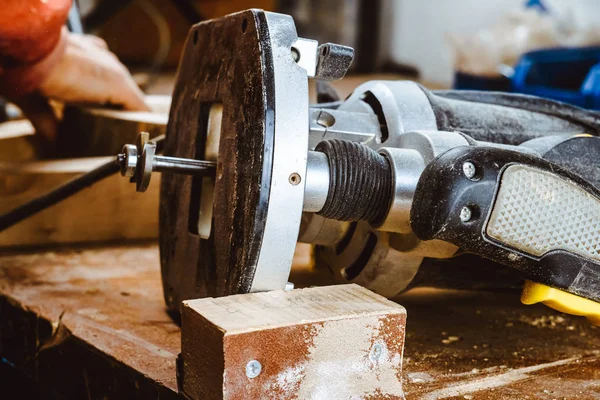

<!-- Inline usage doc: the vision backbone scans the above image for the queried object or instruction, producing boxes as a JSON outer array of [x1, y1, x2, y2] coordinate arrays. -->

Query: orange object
[[0, 0, 71, 97]]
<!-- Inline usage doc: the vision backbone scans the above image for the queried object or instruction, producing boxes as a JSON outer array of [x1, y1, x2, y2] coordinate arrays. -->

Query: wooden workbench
[[0, 243, 598, 399]]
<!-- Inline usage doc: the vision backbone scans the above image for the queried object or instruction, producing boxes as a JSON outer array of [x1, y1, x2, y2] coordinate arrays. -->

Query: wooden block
[[181, 284, 407, 399]]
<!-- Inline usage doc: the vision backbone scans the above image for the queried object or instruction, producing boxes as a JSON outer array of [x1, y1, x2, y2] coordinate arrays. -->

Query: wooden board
[[396, 288, 600, 399], [0, 120, 37, 162], [0, 95, 168, 247], [0, 158, 160, 247], [57, 95, 170, 157], [0, 243, 180, 399], [0, 243, 599, 399]]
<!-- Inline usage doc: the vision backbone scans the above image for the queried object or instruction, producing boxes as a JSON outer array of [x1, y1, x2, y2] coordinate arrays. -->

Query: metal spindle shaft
[[0, 133, 218, 232], [152, 155, 216, 175]]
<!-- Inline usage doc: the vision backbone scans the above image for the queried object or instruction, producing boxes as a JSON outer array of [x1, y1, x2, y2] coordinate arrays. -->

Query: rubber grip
[[410, 146, 600, 303]]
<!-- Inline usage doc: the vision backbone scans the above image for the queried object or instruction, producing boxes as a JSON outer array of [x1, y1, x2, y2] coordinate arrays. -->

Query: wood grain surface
[[0, 158, 160, 247], [0, 119, 37, 162], [181, 284, 406, 399], [0, 243, 598, 399], [57, 95, 169, 157], [0, 95, 168, 247]]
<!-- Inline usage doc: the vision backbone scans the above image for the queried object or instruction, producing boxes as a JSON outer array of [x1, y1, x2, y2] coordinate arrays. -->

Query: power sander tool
[[2, 10, 600, 325]]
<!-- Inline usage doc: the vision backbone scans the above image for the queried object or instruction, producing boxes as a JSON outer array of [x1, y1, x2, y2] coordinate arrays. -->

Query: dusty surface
[[396, 288, 600, 399], [182, 285, 406, 399], [0, 243, 599, 399], [0, 242, 180, 399]]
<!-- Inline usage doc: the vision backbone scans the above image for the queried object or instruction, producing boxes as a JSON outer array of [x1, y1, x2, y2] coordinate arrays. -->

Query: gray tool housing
[[160, 9, 600, 311]]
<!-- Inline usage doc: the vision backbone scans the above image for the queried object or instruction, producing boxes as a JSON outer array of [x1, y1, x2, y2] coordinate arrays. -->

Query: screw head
[[369, 343, 384, 362], [246, 360, 262, 379], [291, 47, 300, 62], [462, 162, 477, 180], [289, 172, 301, 186], [460, 206, 473, 223]]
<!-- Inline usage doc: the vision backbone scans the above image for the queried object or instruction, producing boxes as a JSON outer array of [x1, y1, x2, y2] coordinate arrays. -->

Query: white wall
[[379, 0, 600, 86]]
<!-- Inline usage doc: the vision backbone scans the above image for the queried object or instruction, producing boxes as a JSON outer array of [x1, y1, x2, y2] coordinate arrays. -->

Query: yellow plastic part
[[521, 280, 600, 326]]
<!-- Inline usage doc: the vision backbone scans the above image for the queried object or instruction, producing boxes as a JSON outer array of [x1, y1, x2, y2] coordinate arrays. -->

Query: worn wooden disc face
[[159, 10, 275, 311]]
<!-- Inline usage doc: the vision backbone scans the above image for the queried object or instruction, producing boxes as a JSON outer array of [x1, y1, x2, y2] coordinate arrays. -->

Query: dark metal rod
[[152, 155, 216, 176], [0, 158, 120, 232]]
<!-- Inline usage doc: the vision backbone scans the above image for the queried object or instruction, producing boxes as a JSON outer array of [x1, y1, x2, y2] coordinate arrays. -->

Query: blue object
[[454, 47, 600, 110], [512, 47, 600, 110], [524, 0, 548, 13]]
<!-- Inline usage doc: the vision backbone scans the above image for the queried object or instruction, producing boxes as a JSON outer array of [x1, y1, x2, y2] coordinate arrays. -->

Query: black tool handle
[[523, 134, 600, 189], [410, 145, 600, 303], [422, 87, 600, 145]]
